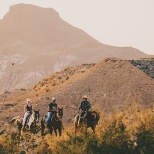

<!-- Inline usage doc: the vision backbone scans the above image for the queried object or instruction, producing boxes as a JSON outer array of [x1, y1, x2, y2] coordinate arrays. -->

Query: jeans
[[22, 111, 30, 126], [46, 112, 53, 124]]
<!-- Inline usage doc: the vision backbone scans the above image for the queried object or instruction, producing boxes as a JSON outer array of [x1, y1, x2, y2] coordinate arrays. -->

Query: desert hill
[[0, 58, 154, 123], [0, 4, 150, 93]]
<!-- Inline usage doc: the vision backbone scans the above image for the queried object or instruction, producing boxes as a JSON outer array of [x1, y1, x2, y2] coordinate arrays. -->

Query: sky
[[0, 0, 154, 55]]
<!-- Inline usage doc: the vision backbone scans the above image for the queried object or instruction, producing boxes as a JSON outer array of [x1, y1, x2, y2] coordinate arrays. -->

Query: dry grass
[[0, 103, 154, 154]]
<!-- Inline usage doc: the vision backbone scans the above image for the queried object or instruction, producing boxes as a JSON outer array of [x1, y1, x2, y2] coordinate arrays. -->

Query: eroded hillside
[[0, 58, 154, 124]]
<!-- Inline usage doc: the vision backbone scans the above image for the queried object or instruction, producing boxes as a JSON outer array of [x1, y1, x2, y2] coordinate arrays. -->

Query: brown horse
[[74, 110, 100, 134], [41, 107, 63, 136]]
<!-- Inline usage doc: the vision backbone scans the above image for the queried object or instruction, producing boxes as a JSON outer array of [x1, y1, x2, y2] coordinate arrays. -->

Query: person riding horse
[[22, 98, 33, 128], [78, 95, 91, 126], [74, 95, 100, 134], [41, 106, 63, 136], [46, 97, 57, 127]]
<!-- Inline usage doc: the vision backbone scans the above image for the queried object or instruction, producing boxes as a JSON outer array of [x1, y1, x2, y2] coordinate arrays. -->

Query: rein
[[79, 111, 87, 119], [51, 113, 60, 122], [55, 112, 62, 121]]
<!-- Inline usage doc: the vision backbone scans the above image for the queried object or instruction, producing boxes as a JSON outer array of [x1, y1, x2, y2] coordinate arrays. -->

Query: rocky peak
[[2, 4, 59, 23]]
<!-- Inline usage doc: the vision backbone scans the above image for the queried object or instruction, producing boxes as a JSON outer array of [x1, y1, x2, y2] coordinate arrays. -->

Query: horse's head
[[34, 109, 40, 122], [57, 107, 63, 119]]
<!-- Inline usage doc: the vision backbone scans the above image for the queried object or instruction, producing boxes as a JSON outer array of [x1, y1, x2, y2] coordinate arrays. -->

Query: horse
[[10, 110, 40, 135], [74, 110, 100, 135], [26, 110, 40, 129], [41, 107, 63, 136]]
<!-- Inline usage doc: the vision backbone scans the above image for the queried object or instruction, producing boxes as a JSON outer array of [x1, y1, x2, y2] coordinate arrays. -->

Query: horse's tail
[[92, 111, 100, 125], [10, 116, 21, 124], [74, 114, 79, 126], [62, 124, 64, 130]]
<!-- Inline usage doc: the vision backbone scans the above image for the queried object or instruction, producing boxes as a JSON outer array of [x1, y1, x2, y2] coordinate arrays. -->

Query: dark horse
[[41, 107, 63, 136], [10, 110, 40, 135], [74, 110, 100, 134]]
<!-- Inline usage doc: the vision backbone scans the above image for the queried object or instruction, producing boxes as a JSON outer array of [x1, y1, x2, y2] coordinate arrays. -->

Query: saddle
[[51, 112, 61, 122], [77, 110, 88, 126], [25, 114, 31, 125]]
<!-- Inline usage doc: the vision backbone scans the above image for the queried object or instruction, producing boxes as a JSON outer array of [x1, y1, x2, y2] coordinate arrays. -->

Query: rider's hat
[[52, 97, 56, 101], [82, 95, 88, 99], [27, 98, 30, 103]]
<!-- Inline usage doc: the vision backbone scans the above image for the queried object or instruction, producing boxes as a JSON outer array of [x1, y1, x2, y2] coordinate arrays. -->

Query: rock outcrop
[[129, 59, 154, 78]]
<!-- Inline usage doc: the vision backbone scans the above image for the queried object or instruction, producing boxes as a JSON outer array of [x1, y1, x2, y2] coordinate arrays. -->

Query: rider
[[22, 98, 33, 127], [79, 95, 91, 113], [46, 97, 57, 126], [78, 95, 91, 125]]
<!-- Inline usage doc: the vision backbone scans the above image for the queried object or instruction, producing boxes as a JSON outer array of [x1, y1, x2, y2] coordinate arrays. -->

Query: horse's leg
[[42, 126, 45, 136], [74, 116, 78, 136], [54, 128, 57, 136], [93, 128, 95, 134], [49, 126, 53, 135], [41, 127, 44, 136], [41, 125, 44, 136], [18, 123, 22, 135], [74, 121, 76, 135], [91, 125, 95, 134], [41, 120, 45, 136], [59, 129, 62, 136], [58, 126, 62, 136], [17, 121, 22, 135]]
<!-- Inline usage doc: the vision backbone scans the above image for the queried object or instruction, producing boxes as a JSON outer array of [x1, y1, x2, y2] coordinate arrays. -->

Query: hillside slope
[[0, 4, 149, 93], [0, 58, 153, 123]]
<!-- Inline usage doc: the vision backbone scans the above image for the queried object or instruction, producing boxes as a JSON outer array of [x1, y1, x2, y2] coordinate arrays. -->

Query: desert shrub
[[133, 121, 154, 154], [0, 132, 20, 154], [20, 88, 26, 91], [1, 104, 154, 154], [99, 119, 132, 154], [64, 66, 71, 71], [54, 131, 99, 154], [33, 138, 52, 154], [52, 108, 154, 154], [134, 114, 154, 154]]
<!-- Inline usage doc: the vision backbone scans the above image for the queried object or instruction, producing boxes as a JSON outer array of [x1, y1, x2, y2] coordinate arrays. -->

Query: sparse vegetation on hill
[[0, 58, 154, 125], [32, 63, 95, 91]]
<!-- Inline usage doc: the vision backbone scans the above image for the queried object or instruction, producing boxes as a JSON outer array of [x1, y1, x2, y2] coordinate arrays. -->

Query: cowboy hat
[[82, 95, 88, 99]]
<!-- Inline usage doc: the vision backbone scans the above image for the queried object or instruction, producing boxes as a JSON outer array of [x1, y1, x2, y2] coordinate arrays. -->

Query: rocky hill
[[129, 58, 154, 78], [0, 4, 150, 93], [0, 58, 154, 124]]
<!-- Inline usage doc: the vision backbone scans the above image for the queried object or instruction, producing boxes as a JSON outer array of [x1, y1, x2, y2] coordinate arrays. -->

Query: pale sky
[[0, 0, 154, 55]]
